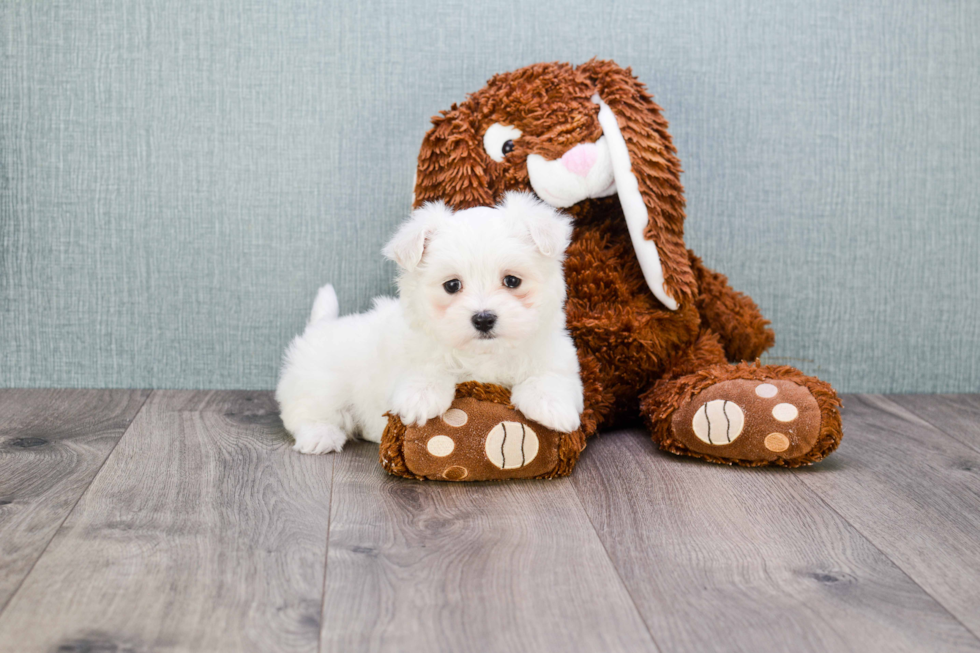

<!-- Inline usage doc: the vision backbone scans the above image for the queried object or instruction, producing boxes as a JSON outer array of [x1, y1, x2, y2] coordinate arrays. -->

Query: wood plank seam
[[0, 390, 335, 651], [791, 456, 980, 644], [317, 453, 336, 653], [569, 473, 666, 653], [0, 389, 153, 617], [319, 441, 660, 653], [571, 424, 980, 652], [878, 395, 980, 456], [798, 394, 980, 643]]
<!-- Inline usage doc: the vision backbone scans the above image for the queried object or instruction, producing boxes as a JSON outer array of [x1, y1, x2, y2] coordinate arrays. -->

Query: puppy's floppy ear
[[383, 201, 452, 270], [502, 191, 573, 259]]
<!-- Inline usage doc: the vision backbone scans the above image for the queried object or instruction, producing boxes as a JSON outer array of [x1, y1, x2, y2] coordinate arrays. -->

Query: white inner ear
[[591, 94, 678, 311]]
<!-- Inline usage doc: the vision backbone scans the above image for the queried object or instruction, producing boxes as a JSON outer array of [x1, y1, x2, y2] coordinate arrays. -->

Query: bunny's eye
[[483, 123, 523, 163]]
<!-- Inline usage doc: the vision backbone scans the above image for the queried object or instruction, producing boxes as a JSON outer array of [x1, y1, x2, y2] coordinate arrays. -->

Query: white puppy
[[276, 191, 584, 454]]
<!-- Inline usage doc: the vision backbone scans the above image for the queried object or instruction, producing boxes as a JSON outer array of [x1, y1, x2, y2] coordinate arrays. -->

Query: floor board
[[571, 426, 980, 653], [0, 390, 333, 653], [0, 388, 149, 611], [885, 394, 980, 453], [320, 440, 658, 653], [1, 391, 979, 652], [798, 394, 980, 639]]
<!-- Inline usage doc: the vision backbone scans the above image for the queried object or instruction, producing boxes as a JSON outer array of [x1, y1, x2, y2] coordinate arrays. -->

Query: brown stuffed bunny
[[380, 60, 842, 481]]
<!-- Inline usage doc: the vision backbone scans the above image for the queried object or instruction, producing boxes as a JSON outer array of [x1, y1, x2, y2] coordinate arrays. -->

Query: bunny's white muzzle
[[526, 138, 617, 208], [524, 95, 678, 311]]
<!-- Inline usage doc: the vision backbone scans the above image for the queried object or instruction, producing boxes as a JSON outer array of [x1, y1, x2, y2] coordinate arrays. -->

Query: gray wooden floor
[[1, 390, 979, 653]]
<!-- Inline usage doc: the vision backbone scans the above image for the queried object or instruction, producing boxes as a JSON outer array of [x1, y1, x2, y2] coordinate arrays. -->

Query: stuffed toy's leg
[[640, 333, 843, 467], [688, 251, 776, 363]]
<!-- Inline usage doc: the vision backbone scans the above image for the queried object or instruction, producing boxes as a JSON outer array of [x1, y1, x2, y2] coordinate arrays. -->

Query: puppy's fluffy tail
[[309, 284, 340, 324]]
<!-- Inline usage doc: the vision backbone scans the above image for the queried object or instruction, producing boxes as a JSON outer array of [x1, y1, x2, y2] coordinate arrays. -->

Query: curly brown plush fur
[[402, 60, 842, 469]]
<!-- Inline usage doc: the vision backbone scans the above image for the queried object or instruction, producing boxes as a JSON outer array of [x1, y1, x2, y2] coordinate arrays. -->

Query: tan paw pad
[[764, 432, 790, 452], [426, 435, 455, 457], [442, 408, 468, 427], [772, 403, 799, 422], [692, 400, 744, 444], [485, 421, 539, 469], [442, 466, 468, 481], [755, 383, 778, 398]]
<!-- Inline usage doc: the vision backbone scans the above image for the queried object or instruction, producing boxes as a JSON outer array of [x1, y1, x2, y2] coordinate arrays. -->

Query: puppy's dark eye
[[443, 279, 462, 294], [503, 275, 522, 289], [502, 139, 515, 156]]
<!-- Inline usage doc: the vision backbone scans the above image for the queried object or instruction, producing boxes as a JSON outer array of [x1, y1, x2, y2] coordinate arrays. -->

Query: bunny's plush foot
[[641, 363, 842, 467], [380, 381, 587, 481]]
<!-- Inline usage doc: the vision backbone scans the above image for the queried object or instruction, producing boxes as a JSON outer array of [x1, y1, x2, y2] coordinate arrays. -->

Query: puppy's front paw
[[292, 423, 347, 454], [390, 378, 455, 427], [511, 380, 582, 433]]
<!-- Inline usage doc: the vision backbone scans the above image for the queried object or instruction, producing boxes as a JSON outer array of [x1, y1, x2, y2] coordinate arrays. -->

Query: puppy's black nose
[[471, 311, 497, 333]]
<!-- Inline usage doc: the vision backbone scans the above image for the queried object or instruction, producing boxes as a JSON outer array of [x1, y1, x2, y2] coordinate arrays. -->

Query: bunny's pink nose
[[561, 143, 598, 177]]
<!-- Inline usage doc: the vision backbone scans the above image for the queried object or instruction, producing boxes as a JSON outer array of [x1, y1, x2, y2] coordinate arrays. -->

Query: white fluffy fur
[[276, 191, 584, 454]]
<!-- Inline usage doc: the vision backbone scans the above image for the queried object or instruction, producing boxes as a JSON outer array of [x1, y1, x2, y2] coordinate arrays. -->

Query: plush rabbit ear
[[414, 104, 496, 211], [383, 201, 452, 270], [578, 59, 696, 309], [501, 191, 573, 258]]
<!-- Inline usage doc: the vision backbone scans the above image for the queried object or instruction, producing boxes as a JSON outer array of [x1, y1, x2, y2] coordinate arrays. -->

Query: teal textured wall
[[2, 0, 978, 392]]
